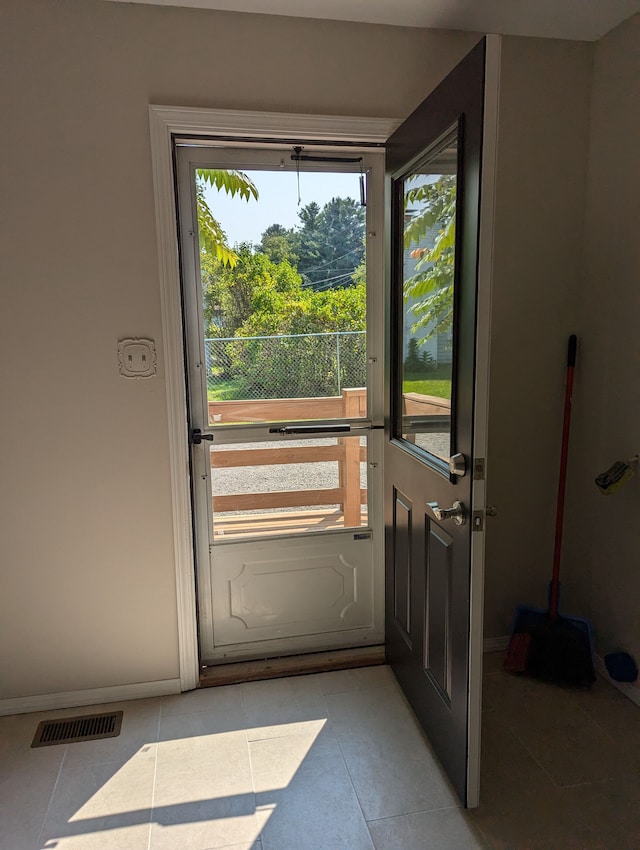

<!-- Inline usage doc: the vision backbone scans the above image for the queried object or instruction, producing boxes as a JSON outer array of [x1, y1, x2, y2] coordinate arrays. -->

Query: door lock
[[427, 500, 467, 526], [448, 453, 467, 477], [191, 428, 214, 445]]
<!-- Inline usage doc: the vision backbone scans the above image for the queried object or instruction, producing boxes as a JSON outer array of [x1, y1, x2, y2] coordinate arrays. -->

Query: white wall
[[0, 0, 479, 701], [483, 36, 593, 637], [563, 14, 640, 663]]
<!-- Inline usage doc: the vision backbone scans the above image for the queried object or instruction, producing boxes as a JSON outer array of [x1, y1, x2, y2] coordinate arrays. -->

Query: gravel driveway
[[210, 433, 451, 515]]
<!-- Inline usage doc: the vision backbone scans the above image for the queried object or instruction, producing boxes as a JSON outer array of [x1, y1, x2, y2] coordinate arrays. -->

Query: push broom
[[505, 334, 595, 686]]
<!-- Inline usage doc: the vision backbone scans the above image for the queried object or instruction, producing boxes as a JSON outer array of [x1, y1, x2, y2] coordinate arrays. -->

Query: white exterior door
[[176, 144, 386, 665]]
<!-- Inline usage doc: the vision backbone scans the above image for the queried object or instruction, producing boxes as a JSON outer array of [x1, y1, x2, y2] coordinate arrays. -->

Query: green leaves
[[296, 197, 365, 289], [197, 169, 258, 202], [196, 187, 238, 268], [403, 174, 456, 340], [196, 169, 259, 268]]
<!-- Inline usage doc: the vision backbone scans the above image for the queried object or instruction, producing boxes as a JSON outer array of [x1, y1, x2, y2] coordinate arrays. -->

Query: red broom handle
[[550, 334, 577, 619]]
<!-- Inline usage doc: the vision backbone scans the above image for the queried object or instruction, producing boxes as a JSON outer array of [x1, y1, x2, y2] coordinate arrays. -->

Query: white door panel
[[211, 533, 375, 650]]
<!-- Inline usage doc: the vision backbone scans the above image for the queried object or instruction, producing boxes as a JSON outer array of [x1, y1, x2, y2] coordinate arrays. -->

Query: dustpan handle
[[550, 334, 577, 618]]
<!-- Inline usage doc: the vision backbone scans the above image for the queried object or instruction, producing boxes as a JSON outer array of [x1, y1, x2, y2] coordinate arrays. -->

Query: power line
[[299, 244, 363, 275], [308, 271, 359, 291]]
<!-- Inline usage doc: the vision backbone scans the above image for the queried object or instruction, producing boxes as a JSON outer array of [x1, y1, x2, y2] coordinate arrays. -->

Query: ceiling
[[106, 0, 640, 41]]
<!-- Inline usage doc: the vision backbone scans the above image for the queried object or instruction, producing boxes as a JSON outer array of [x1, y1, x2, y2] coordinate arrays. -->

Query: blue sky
[[201, 170, 362, 248]]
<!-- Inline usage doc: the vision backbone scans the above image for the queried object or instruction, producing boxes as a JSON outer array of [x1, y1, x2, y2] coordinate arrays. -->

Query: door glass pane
[[210, 436, 368, 540], [395, 128, 458, 463], [195, 167, 368, 426]]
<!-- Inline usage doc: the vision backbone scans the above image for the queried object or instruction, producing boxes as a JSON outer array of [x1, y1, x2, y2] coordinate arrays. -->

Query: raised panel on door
[[425, 521, 453, 702], [392, 487, 412, 646], [211, 534, 374, 654]]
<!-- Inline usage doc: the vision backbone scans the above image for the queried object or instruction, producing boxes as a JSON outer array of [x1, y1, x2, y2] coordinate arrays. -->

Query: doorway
[[150, 36, 496, 806], [175, 144, 386, 666]]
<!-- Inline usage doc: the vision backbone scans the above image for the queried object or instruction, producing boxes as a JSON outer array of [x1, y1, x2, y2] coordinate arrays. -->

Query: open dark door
[[385, 39, 486, 805]]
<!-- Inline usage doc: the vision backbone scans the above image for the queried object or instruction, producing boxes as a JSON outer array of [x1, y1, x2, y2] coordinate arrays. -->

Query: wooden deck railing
[[208, 386, 367, 425], [209, 388, 367, 530], [207, 388, 450, 535]]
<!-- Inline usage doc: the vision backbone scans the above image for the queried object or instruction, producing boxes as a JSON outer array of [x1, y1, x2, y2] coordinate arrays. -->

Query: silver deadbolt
[[448, 453, 467, 477], [427, 500, 467, 526]]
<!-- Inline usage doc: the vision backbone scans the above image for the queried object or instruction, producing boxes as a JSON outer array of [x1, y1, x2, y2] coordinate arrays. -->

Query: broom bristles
[[504, 632, 531, 673]]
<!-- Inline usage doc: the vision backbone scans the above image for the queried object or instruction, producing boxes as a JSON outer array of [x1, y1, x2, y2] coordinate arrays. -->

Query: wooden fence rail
[[208, 388, 449, 533], [210, 388, 366, 527]]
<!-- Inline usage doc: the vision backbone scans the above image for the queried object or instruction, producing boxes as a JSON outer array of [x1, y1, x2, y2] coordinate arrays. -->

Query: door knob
[[427, 500, 467, 526]]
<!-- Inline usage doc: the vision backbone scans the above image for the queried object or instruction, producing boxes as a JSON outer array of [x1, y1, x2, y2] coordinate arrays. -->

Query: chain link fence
[[206, 331, 366, 399]]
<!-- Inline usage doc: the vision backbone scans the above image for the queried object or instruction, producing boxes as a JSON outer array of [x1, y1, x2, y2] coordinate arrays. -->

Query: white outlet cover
[[118, 338, 157, 379]]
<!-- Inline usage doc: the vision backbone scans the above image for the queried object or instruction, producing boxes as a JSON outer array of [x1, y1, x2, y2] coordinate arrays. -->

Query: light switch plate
[[118, 338, 157, 378]]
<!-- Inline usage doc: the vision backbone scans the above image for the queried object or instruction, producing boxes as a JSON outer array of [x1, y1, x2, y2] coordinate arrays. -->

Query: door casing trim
[[148, 105, 400, 690]]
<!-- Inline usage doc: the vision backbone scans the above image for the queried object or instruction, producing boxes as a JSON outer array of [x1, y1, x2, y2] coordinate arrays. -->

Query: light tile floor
[[475, 652, 640, 850], [1, 657, 639, 849]]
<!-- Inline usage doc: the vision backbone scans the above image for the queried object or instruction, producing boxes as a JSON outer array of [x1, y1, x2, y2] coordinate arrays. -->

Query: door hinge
[[473, 458, 485, 480]]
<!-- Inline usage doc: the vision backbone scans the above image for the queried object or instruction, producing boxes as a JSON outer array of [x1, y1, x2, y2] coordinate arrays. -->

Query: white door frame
[[148, 106, 400, 690]]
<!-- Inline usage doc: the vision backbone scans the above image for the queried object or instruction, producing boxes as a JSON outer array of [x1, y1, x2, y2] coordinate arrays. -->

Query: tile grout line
[[332, 726, 377, 848], [245, 725, 265, 849], [240, 685, 264, 849], [35, 743, 68, 847], [466, 814, 499, 850], [364, 802, 463, 825], [504, 721, 566, 791], [329, 674, 465, 835], [306, 674, 376, 845], [484, 677, 580, 791], [333, 718, 464, 845], [146, 700, 164, 850], [503, 684, 629, 792]]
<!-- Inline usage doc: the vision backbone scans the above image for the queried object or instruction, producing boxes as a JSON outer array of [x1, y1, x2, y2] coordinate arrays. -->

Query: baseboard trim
[[7, 644, 635, 715], [483, 635, 510, 653], [0, 678, 182, 717]]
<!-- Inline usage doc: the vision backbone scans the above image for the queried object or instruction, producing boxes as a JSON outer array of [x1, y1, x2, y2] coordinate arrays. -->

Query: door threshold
[[199, 645, 386, 688]]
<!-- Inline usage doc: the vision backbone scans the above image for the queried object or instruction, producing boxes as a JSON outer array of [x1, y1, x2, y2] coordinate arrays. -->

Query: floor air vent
[[31, 711, 123, 747]]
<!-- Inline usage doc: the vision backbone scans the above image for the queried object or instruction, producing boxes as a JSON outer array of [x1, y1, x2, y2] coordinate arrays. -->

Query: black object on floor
[[604, 651, 638, 683]]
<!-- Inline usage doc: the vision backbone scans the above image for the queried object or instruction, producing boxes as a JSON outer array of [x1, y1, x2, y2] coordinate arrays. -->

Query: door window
[[195, 165, 369, 428], [393, 126, 459, 469], [180, 148, 381, 543]]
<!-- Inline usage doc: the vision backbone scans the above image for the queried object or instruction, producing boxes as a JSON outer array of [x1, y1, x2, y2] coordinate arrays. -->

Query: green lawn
[[402, 364, 452, 399], [402, 379, 451, 400], [207, 378, 247, 401], [208, 372, 452, 402]]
